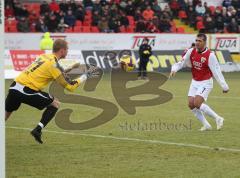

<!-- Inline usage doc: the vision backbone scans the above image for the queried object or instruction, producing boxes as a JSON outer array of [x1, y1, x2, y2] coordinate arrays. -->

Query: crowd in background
[[168, 0, 240, 33], [4, 0, 240, 33]]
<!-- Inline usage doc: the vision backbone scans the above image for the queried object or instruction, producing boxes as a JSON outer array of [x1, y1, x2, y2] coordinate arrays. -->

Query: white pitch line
[[6, 126, 240, 153], [174, 95, 240, 100]]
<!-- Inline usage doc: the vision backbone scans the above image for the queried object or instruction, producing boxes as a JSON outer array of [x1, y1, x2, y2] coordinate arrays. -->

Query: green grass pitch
[[5, 72, 240, 178]]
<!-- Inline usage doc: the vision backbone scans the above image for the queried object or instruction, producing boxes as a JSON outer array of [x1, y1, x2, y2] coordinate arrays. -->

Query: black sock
[[38, 106, 58, 130]]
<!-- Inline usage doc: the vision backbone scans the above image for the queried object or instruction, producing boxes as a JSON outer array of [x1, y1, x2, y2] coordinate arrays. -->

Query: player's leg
[[189, 96, 211, 130], [35, 98, 60, 132], [195, 87, 224, 130], [5, 112, 12, 121], [188, 83, 211, 130], [138, 59, 143, 78], [5, 83, 22, 121], [142, 59, 148, 78], [20, 87, 59, 143]]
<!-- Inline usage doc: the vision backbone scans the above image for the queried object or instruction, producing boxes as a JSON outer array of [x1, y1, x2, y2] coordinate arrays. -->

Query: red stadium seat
[[91, 26, 99, 32], [82, 26, 91, 32], [126, 26, 134, 33], [178, 10, 187, 19], [73, 26, 82, 32], [196, 21, 205, 30], [75, 20, 82, 26], [196, 16, 203, 22], [65, 28, 73, 33], [177, 27, 185, 33], [83, 20, 91, 26], [8, 25, 18, 32], [209, 6, 215, 15], [119, 26, 126, 33]]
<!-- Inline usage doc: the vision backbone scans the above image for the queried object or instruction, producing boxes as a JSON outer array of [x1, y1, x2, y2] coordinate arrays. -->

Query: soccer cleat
[[30, 128, 43, 144], [199, 125, 212, 131], [216, 117, 224, 130]]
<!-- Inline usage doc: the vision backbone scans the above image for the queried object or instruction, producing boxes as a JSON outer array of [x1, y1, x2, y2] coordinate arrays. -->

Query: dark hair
[[53, 39, 68, 53], [197, 33, 207, 41], [191, 43, 195, 47]]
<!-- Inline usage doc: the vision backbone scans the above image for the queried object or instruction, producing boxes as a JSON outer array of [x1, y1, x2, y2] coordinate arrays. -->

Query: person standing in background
[[40, 32, 53, 50], [138, 38, 152, 80]]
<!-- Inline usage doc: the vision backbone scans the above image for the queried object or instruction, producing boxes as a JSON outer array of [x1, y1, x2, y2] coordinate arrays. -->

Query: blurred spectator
[[227, 18, 239, 32], [83, 0, 94, 10], [17, 17, 30, 32], [125, 1, 135, 16], [195, 2, 206, 16], [222, 0, 232, 8], [92, 11, 101, 26], [92, 0, 102, 13], [70, 0, 78, 12], [169, 0, 180, 17], [59, 0, 68, 13], [15, 3, 29, 18], [49, 0, 60, 13], [98, 17, 110, 32], [231, 0, 240, 9], [56, 10, 65, 22], [47, 14, 59, 32], [135, 19, 146, 33], [146, 21, 159, 33], [152, 0, 161, 14], [159, 17, 171, 32], [35, 16, 48, 32], [142, 6, 154, 21], [64, 10, 76, 27], [5, 5, 14, 18], [119, 13, 129, 27], [187, 5, 196, 27], [204, 14, 215, 33], [40, 32, 53, 50], [29, 11, 39, 26], [215, 15, 224, 33], [40, 1, 50, 15], [75, 6, 85, 22], [134, 8, 143, 21], [57, 18, 69, 32], [108, 16, 121, 32]]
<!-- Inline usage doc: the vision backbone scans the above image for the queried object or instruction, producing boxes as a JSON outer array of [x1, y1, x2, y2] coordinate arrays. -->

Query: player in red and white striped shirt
[[170, 34, 229, 131]]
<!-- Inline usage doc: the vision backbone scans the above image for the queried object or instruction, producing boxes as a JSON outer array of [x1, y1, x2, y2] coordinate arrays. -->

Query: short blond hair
[[53, 39, 68, 53]]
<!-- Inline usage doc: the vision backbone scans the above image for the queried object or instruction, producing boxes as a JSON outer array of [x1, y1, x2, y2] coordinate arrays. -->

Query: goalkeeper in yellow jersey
[[5, 39, 99, 144]]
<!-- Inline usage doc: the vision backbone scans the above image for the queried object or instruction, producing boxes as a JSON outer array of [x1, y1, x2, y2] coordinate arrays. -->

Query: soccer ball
[[119, 55, 135, 72]]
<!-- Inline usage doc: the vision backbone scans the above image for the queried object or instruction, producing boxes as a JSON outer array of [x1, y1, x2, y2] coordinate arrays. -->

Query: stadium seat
[[82, 26, 91, 32], [5, 19, 17, 26], [119, 26, 126, 33], [126, 26, 134, 33], [73, 26, 82, 32], [127, 16, 135, 25], [209, 6, 215, 15], [196, 21, 205, 30], [8, 25, 18, 32], [83, 20, 91, 26], [91, 26, 99, 32], [177, 27, 185, 33], [65, 28, 73, 33], [75, 20, 82, 26], [178, 10, 187, 20], [196, 16, 203, 22]]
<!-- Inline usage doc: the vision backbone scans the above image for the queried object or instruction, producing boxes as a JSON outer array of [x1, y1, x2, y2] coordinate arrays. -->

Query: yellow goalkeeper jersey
[[15, 53, 80, 92]]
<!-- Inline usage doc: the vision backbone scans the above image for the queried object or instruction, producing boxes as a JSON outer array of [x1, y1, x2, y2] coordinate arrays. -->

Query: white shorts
[[188, 78, 213, 101]]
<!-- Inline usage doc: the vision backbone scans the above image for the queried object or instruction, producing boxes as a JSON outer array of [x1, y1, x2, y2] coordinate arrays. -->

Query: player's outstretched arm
[[169, 48, 192, 79], [208, 53, 229, 93]]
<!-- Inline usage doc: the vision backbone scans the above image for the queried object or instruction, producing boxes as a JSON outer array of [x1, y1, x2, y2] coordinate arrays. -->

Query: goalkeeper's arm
[[55, 74, 87, 92]]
